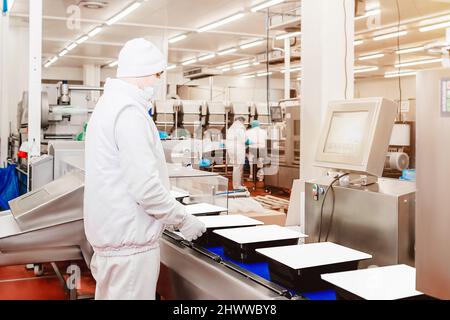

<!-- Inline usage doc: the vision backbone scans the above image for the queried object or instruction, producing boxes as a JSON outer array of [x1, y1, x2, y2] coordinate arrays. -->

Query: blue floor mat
[[206, 246, 336, 300]]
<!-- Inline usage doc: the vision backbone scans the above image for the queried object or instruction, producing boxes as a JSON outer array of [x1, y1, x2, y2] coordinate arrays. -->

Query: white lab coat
[[226, 121, 246, 165], [84, 78, 186, 299], [246, 127, 268, 164]]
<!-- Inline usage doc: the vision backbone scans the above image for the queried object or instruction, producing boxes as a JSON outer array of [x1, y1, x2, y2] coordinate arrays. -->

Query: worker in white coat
[[246, 120, 267, 181], [84, 38, 206, 300], [226, 117, 247, 190]]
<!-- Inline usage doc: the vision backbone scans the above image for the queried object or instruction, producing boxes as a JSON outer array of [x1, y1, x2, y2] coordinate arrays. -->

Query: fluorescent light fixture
[[240, 40, 264, 50], [419, 15, 450, 26], [166, 65, 177, 70], [108, 61, 118, 67], [67, 43, 78, 51], [198, 54, 216, 61], [253, 61, 260, 66], [373, 31, 407, 41], [233, 60, 250, 66], [395, 58, 442, 68], [49, 56, 58, 64], [218, 48, 237, 56], [358, 53, 385, 61], [275, 31, 301, 40], [44, 62, 52, 68], [169, 34, 188, 44], [355, 9, 381, 21], [217, 65, 230, 70], [257, 72, 272, 77], [182, 58, 197, 66], [233, 64, 250, 70], [384, 71, 417, 78], [354, 66, 379, 74], [197, 12, 245, 33], [242, 74, 256, 79], [59, 49, 68, 57], [281, 67, 302, 73], [88, 27, 103, 37], [419, 21, 450, 32], [222, 67, 231, 72], [251, 0, 285, 12], [76, 35, 89, 44], [106, 2, 142, 26], [354, 40, 364, 46], [297, 77, 301, 81], [395, 46, 425, 55]]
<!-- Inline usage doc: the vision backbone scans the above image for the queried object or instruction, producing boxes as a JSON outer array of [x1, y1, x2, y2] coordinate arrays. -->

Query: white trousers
[[90, 247, 160, 300], [232, 164, 244, 190]]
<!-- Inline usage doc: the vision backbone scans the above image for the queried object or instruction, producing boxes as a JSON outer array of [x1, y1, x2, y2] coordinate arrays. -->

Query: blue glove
[[219, 143, 225, 148], [199, 159, 211, 168], [245, 139, 252, 146], [159, 131, 169, 139]]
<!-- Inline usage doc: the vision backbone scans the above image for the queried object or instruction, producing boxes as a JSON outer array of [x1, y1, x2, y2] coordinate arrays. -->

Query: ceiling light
[[222, 67, 231, 72], [354, 9, 381, 21], [373, 31, 407, 41], [275, 31, 301, 40], [395, 58, 442, 68], [257, 72, 272, 77], [253, 61, 260, 66], [106, 2, 142, 26], [233, 64, 250, 70], [67, 43, 78, 51], [354, 66, 379, 74], [182, 58, 197, 66], [242, 74, 256, 79], [218, 48, 237, 56], [384, 71, 417, 78], [354, 40, 364, 46], [217, 65, 230, 70], [59, 49, 68, 57], [76, 35, 89, 45], [44, 61, 52, 68], [49, 56, 58, 64], [281, 67, 302, 73], [198, 54, 216, 61], [240, 40, 264, 50], [88, 27, 103, 37], [419, 21, 450, 32], [251, 0, 285, 13], [395, 46, 425, 55], [169, 34, 188, 44], [197, 12, 245, 33], [108, 60, 118, 67], [358, 53, 385, 61], [297, 77, 301, 81], [166, 65, 177, 70]]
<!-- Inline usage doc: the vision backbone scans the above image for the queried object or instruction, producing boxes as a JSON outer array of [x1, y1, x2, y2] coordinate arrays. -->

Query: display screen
[[324, 111, 369, 155], [270, 107, 283, 122], [442, 79, 450, 115]]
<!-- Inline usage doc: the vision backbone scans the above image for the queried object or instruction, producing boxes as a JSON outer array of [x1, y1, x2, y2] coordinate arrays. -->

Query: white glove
[[179, 214, 206, 241]]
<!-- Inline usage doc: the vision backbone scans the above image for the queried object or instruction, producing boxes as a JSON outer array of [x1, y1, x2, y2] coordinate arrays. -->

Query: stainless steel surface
[[9, 171, 84, 231], [305, 177, 416, 268], [416, 68, 450, 299], [158, 234, 289, 300], [30, 155, 54, 191]]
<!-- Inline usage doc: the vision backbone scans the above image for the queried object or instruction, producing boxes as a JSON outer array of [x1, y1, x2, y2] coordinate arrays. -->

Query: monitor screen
[[270, 106, 283, 122], [323, 111, 369, 156]]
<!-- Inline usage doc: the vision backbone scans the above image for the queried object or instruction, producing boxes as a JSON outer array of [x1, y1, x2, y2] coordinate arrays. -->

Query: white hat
[[116, 38, 167, 78]]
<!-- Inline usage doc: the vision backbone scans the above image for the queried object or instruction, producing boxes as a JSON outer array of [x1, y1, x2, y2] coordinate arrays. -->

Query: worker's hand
[[179, 214, 206, 241]]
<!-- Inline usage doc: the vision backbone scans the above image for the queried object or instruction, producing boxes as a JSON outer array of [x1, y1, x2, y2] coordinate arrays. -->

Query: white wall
[[6, 24, 29, 134], [355, 76, 416, 101]]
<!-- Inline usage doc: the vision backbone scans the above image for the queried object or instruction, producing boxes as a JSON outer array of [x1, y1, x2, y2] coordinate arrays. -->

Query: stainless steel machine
[[304, 98, 416, 268], [265, 100, 300, 190], [415, 68, 450, 299]]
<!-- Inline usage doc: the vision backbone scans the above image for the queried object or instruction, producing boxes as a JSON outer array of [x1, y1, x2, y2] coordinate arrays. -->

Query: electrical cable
[[396, 0, 403, 122], [343, 0, 348, 100], [317, 173, 349, 242]]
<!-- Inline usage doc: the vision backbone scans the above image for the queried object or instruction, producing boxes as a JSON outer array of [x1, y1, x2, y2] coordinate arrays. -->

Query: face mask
[[141, 86, 155, 101]]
